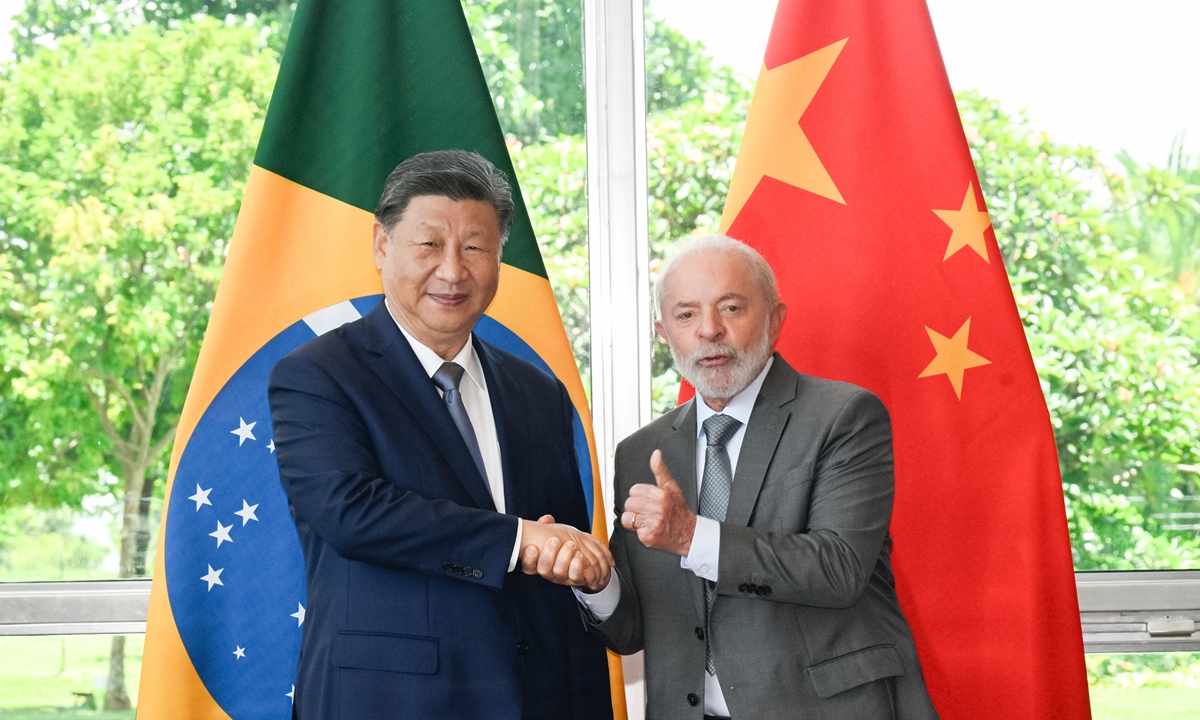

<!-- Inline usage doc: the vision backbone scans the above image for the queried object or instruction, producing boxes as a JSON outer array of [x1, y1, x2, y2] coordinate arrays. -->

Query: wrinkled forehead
[[662, 248, 761, 305]]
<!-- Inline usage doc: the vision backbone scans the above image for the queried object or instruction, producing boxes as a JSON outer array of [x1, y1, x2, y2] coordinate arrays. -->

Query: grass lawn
[[1090, 686, 1200, 720], [0, 635, 141, 714]]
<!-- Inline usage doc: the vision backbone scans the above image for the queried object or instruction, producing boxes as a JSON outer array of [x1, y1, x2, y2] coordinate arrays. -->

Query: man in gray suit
[[572, 235, 939, 719]]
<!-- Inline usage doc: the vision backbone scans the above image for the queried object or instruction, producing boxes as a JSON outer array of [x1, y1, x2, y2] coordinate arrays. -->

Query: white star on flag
[[267, 439, 275, 453], [209, 520, 234, 547], [233, 646, 246, 659], [201, 565, 224, 591], [188, 484, 213, 511], [234, 500, 259, 526], [231, 417, 257, 446], [291, 603, 306, 627], [287, 685, 295, 704]]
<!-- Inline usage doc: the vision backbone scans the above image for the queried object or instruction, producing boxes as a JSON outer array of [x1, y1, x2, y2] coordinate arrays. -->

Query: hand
[[621, 450, 697, 556], [520, 515, 614, 591]]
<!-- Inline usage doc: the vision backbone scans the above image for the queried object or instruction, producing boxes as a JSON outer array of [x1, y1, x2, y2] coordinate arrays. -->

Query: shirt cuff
[[679, 515, 720, 582], [507, 518, 524, 573], [573, 567, 621, 621]]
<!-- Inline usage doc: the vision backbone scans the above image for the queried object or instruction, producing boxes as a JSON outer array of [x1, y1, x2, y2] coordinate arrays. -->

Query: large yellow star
[[918, 317, 991, 399], [719, 38, 848, 232], [933, 183, 992, 262]]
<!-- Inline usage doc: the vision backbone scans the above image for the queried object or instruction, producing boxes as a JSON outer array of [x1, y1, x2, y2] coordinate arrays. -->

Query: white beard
[[670, 329, 773, 403]]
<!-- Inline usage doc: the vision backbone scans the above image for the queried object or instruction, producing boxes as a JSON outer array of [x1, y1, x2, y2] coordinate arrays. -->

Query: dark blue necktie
[[431, 362, 489, 488]]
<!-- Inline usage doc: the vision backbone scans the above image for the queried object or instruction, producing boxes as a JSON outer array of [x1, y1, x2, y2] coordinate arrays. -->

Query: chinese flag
[[718, 1, 1091, 718]]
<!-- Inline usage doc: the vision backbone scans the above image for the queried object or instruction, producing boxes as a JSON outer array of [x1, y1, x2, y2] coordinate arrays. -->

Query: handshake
[[519, 515, 614, 592]]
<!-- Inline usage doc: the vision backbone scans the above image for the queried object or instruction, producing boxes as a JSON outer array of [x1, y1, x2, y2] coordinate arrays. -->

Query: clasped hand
[[520, 516, 614, 592]]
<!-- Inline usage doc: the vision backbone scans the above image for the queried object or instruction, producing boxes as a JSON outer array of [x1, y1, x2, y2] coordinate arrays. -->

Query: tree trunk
[[105, 635, 131, 710], [105, 460, 149, 711], [135, 473, 157, 577]]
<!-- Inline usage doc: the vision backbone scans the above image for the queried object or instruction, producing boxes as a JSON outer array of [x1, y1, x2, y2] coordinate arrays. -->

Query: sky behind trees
[[651, 0, 1200, 168], [2, 0, 1196, 167]]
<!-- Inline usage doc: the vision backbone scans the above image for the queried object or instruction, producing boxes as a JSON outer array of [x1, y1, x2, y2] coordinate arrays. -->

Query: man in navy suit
[[269, 150, 614, 719]]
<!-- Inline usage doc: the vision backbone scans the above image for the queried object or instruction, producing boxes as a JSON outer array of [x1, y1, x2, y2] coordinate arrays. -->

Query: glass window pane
[[0, 634, 142, 715], [644, 0, 1200, 570], [1088, 652, 1200, 720], [466, 0, 591, 394]]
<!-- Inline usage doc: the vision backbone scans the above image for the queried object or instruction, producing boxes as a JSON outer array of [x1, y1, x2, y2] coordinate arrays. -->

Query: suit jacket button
[[687, 693, 699, 706], [517, 640, 531, 654], [694, 627, 705, 640], [463, 566, 473, 576], [442, 562, 453, 572], [473, 568, 484, 578], [453, 565, 463, 575], [757, 586, 771, 596], [738, 583, 750, 593]]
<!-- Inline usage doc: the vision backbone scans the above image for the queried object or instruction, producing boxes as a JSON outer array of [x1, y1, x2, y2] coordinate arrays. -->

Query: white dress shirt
[[576, 357, 774, 716], [388, 301, 522, 571]]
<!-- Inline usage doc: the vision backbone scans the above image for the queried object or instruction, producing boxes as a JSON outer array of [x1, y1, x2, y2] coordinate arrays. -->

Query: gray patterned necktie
[[698, 413, 742, 676], [431, 362, 489, 489]]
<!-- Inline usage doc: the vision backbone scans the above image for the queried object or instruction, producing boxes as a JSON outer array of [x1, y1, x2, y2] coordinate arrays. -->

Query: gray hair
[[654, 235, 779, 320], [375, 149, 515, 243]]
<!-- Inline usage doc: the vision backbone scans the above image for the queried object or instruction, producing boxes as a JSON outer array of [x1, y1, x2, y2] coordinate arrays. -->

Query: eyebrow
[[669, 293, 750, 311]]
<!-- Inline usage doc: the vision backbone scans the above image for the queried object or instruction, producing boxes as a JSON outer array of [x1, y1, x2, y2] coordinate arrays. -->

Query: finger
[[627, 483, 656, 498], [537, 537, 560, 577], [521, 544, 539, 575], [567, 550, 588, 586], [538, 514, 555, 524], [650, 449, 677, 489], [620, 511, 636, 530], [552, 541, 577, 579]]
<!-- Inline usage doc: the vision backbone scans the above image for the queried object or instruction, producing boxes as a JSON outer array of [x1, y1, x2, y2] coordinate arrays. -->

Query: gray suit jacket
[[588, 356, 939, 720]]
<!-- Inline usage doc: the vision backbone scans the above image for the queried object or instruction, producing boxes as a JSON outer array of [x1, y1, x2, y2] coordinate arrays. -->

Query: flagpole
[[584, 0, 652, 717]]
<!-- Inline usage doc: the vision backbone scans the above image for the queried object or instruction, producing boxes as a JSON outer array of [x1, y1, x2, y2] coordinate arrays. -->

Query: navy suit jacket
[[268, 302, 612, 720]]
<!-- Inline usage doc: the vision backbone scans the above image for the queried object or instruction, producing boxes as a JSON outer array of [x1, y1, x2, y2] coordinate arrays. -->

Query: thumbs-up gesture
[[621, 449, 697, 556]]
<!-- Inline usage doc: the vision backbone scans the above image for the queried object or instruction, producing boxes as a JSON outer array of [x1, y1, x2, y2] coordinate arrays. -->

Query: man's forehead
[[664, 250, 758, 302]]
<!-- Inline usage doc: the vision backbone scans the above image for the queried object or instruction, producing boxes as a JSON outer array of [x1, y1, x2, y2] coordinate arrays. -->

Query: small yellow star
[[933, 182, 992, 262], [720, 38, 848, 232], [918, 317, 991, 399]]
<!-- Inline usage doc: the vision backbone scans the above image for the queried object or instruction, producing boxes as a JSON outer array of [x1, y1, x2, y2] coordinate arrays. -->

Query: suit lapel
[[665, 401, 699, 513], [666, 401, 706, 620], [359, 303, 497, 512], [475, 339, 527, 518], [726, 356, 796, 527]]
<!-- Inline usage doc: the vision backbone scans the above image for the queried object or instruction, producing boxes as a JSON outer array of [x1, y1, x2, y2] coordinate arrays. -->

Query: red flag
[[714, 1, 1091, 717]]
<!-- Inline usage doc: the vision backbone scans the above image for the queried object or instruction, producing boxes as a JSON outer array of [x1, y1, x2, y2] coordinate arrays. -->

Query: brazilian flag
[[139, 1, 624, 717]]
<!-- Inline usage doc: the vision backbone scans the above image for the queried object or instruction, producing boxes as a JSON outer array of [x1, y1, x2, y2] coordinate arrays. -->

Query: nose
[[697, 306, 724, 342], [433, 243, 469, 284]]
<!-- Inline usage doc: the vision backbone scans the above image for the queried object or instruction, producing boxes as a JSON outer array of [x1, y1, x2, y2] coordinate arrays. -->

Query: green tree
[[959, 91, 1200, 569], [0, 18, 276, 707], [9, 0, 295, 57]]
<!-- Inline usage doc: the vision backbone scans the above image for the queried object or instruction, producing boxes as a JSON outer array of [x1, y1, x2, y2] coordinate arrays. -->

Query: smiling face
[[655, 248, 786, 409], [373, 194, 502, 359]]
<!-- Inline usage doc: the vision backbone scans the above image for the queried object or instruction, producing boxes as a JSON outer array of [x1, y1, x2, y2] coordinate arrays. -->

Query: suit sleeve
[[580, 443, 645, 654], [268, 352, 519, 590], [716, 390, 895, 609]]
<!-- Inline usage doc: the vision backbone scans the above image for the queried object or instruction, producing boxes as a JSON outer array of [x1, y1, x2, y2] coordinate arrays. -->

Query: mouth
[[697, 354, 732, 368], [428, 293, 470, 307]]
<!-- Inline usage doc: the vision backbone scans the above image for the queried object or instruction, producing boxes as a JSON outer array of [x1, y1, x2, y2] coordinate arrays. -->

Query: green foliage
[[1088, 653, 1200, 689], [1110, 139, 1200, 290], [960, 91, 1200, 569], [0, 634, 142, 712], [463, 0, 585, 143], [0, 19, 276, 516], [9, 0, 295, 58]]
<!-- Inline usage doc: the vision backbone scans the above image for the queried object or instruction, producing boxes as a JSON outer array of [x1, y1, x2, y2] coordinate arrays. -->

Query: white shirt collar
[[385, 299, 487, 393], [694, 356, 774, 436]]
